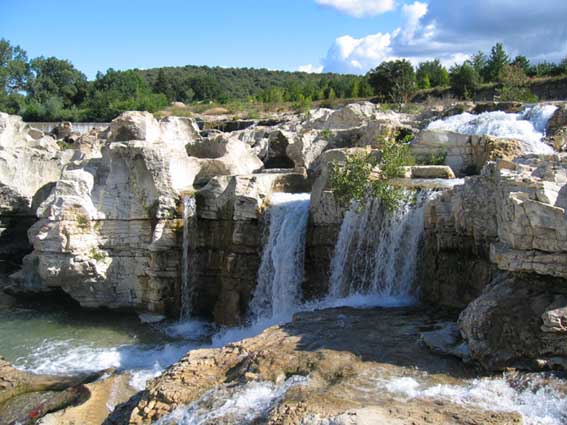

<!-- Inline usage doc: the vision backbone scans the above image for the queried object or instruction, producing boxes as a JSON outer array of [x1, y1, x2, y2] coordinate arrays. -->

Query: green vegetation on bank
[[329, 133, 415, 212], [1, 38, 566, 122]]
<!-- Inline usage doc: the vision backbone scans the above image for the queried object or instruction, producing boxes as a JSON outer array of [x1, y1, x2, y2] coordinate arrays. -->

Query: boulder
[[411, 131, 523, 176], [108, 111, 161, 143], [459, 273, 567, 371]]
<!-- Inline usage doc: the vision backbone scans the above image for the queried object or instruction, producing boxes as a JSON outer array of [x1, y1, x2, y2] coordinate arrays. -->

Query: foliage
[[416, 60, 449, 89], [84, 69, 168, 121], [28, 56, 88, 107], [468, 51, 488, 82], [449, 63, 481, 99], [367, 60, 416, 104], [485, 43, 510, 82], [329, 134, 415, 212], [0, 39, 31, 113], [496, 64, 538, 102], [417, 150, 447, 166]]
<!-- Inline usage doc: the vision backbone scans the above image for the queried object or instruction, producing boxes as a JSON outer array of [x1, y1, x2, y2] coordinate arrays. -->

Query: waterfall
[[329, 191, 433, 303], [426, 104, 557, 154], [180, 195, 196, 319], [249, 193, 311, 322]]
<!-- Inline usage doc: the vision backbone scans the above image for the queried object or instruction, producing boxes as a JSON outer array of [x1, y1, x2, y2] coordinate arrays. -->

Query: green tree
[[28, 56, 88, 107], [85, 69, 167, 121], [511, 55, 531, 76], [367, 60, 416, 104], [485, 43, 510, 82], [0, 39, 31, 113], [450, 63, 481, 99], [497, 64, 537, 102], [329, 134, 415, 212], [468, 51, 488, 82], [416, 59, 449, 89]]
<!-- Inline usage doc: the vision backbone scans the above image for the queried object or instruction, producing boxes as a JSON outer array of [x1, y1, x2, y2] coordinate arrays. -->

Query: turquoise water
[[0, 293, 211, 389]]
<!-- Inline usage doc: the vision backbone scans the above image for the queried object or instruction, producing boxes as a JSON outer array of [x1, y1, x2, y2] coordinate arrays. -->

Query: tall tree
[[0, 39, 31, 112], [485, 43, 510, 82], [367, 60, 416, 104], [450, 63, 481, 99], [416, 59, 449, 89], [28, 56, 88, 106]]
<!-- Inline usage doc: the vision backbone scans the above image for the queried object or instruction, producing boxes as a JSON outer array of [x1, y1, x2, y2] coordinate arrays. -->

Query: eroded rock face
[[411, 131, 523, 176], [0, 113, 73, 266], [10, 112, 202, 314], [459, 273, 567, 370], [421, 154, 567, 308]]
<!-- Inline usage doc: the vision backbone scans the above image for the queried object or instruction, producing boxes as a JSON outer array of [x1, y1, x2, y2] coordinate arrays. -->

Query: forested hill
[[137, 65, 372, 104]]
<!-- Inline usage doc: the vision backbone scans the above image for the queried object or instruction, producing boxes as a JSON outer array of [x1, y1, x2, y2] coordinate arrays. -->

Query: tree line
[[1, 38, 567, 122], [0, 39, 371, 122], [369, 43, 567, 104]]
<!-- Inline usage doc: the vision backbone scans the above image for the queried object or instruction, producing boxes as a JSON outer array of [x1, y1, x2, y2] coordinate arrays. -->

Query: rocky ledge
[[107, 307, 524, 425]]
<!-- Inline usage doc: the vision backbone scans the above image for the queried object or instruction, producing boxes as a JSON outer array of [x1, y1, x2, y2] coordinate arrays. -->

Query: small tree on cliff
[[367, 60, 416, 104], [329, 133, 415, 212]]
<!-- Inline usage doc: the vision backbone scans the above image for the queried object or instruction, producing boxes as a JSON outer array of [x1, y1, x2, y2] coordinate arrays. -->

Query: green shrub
[[329, 134, 415, 212]]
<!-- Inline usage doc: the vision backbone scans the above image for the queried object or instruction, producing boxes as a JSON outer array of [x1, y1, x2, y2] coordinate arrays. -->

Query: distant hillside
[[137, 65, 373, 104]]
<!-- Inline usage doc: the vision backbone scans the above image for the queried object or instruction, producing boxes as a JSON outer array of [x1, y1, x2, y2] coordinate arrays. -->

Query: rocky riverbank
[[0, 100, 566, 423]]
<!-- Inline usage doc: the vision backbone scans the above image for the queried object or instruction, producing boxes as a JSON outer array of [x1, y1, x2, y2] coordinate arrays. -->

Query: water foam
[[328, 191, 433, 303], [249, 192, 311, 323], [155, 376, 308, 425], [427, 104, 557, 154], [383, 375, 567, 425]]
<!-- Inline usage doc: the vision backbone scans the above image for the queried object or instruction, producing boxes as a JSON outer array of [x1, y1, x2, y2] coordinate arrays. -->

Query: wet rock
[[191, 172, 308, 325], [111, 307, 520, 425]]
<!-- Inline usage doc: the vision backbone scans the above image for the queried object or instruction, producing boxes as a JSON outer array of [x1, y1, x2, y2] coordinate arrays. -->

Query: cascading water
[[180, 195, 196, 319], [329, 191, 434, 304], [248, 193, 311, 322], [426, 104, 558, 154]]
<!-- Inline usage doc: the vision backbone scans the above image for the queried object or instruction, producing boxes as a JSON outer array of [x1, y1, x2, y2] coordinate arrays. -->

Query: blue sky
[[2, 0, 566, 79]]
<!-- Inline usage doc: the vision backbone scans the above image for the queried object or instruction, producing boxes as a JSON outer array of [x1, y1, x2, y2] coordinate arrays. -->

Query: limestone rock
[[458, 273, 567, 371], [191, 172, 308, 325], [108, 111, 162, 143], [411, 131, 522, 176], [10, 111, 204, 315], [0, 113, 73, 264], [112, 307, 519, 425]]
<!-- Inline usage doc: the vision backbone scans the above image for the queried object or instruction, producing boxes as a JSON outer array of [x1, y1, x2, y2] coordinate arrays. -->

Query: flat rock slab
[[113, 306, 523, 425]]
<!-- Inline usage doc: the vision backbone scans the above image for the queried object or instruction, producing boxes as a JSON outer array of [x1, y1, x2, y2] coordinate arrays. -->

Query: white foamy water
[[15, 338, 197, 391], [328, 191, 434, 303], [427, 104, 557, 154], [181, 195, 197, 319], [249, 193, 311, 323], [383, 375, 567, 425], [155, 376, 308, 425]]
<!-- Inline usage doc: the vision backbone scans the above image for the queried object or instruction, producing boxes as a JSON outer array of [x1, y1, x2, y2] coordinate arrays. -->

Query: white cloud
[[315, 0, 395, 18], [317, 0, 567, 74], [298, 64, 324, 74]]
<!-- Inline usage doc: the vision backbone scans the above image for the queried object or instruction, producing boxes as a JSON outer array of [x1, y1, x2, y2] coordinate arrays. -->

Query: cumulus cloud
[[298, 64, 324, 74], [319, 0, 567, 74], [315, 0, 395, 18]]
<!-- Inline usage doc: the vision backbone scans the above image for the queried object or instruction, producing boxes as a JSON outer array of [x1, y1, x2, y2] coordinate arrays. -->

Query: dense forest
[[1, 38, 566, 122]]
